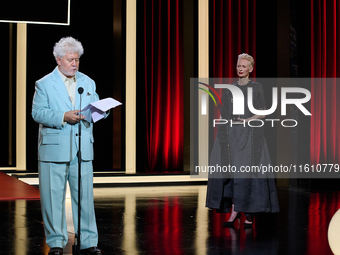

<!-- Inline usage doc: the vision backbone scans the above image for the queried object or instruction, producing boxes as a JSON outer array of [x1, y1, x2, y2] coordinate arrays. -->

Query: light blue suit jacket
[[32, 67, 99, 162]]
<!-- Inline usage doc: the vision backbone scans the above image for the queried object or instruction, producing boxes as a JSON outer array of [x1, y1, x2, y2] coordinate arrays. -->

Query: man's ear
[[56, 56, 61, 66]]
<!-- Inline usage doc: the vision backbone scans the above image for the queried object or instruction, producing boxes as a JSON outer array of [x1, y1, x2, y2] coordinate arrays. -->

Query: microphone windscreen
[[78, 87, 84, 94]]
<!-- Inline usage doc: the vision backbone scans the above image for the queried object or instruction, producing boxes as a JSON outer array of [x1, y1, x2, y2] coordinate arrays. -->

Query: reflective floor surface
[[1, 184, 339, 254]]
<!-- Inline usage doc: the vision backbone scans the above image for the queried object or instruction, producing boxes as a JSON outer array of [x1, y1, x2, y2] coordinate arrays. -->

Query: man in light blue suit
[[32, 37, 104, 255]]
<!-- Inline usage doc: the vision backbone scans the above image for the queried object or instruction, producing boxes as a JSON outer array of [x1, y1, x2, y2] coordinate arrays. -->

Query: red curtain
[[140, 0, 184, 172], [210, 0, 256, 137], [310, 0, 340, 164], [211, 0, 256, 78]]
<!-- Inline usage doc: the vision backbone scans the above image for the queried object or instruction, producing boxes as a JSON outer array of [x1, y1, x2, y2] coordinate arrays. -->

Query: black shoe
[[81, 246, 104, 254], [223, 212, 241, 228], [48, 247, 63, 255]]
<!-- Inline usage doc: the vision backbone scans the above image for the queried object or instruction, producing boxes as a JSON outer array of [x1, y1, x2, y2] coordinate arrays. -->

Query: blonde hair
[[237, 53, 255, 67]]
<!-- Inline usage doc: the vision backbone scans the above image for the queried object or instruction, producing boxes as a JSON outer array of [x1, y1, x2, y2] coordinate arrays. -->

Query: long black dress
[[206, 80, 279, 214]]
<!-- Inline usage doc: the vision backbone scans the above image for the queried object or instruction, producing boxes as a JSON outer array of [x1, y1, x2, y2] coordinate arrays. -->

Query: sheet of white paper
[[82, 97, 122, 123], [90, 98, 122, 112], [91, 109, 106, 123]]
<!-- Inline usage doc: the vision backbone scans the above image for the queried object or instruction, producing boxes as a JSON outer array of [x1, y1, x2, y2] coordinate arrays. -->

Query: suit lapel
[[51, 67, 73, 110]]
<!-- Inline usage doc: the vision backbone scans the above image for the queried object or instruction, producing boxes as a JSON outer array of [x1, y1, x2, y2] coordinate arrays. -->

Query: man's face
[[57, 52, 80, 78]]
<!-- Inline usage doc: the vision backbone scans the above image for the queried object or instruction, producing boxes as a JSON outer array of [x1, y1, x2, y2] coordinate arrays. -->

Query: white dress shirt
[[57, 67, 77, 107], [57, 67, 76, 126]]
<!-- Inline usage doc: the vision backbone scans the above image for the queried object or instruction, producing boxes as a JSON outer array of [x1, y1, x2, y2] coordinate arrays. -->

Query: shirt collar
[[56, 67, 76, 83]]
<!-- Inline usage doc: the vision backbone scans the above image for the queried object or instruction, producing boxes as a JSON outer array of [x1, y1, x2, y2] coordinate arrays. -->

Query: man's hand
[[64, 110, 86, 124]]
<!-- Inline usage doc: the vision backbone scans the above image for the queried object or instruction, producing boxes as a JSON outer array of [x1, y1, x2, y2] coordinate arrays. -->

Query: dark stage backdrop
[[0, 24, 16, 167], [24, 0, 125, 171], [310, 0, 340, 165]]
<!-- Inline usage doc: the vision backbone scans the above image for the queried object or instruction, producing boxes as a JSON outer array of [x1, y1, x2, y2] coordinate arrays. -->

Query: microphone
[[78, 87, 84, 119], [78, 87, 84, 95], [75, 86, 84, 254]]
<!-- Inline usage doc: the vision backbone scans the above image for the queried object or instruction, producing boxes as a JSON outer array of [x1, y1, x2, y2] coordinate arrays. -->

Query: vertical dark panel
[[135, 0, 146, 172], [256, 0, 277, 167], [296, 0, 311, 78], [277, 0, 290, 78], [294, 0, 311, 169], [8, 24, 17, 167], [0, 23, 16, 167], [183, 0, 197, 172], [112, 0, 126, 170], [255, 0, 277, 78]]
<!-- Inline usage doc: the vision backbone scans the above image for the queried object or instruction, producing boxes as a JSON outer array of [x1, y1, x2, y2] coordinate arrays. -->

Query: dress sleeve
[[219, 89, 232, 119], [254, 82, 266, 110]]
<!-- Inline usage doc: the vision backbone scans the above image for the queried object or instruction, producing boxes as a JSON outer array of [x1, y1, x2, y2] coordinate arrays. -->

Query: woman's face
[[236, 59, 253, 78]]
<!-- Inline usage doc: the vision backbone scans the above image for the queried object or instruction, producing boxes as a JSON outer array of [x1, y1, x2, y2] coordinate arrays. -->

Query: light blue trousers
[[38, 156, 98, 249]]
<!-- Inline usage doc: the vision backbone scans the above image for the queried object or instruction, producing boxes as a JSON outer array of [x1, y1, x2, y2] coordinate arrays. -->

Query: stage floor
[[0, 184, 338, 254]]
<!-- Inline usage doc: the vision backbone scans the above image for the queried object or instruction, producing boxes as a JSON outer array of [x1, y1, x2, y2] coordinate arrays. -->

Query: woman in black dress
[[206, 53, 279, 228]]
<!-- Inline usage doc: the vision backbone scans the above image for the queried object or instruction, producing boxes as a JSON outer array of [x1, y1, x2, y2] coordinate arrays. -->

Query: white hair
[[53, 37, 84, 59], [237, 53, 255, 67]]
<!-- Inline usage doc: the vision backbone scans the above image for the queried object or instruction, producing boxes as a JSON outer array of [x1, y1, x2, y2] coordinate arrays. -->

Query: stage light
[[328, 208, 340, 254]]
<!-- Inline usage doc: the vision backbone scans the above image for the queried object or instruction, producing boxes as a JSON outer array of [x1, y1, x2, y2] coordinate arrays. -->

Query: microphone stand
[[73, 87, 84, 255]]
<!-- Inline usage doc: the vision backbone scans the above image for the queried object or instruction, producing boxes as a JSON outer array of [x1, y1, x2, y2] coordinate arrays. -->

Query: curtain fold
[[210, 0, 256, 137], [138, 0, 184, 172], [310, 0, 340, 164], [211, 0, 256, 78]]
